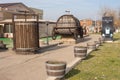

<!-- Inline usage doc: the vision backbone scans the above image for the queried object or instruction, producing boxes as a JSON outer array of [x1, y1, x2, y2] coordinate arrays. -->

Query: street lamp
[[45, 21, 49, 45]]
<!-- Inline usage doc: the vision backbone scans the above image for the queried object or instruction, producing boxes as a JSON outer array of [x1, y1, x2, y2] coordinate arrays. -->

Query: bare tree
[[99, 6, 120, 28]]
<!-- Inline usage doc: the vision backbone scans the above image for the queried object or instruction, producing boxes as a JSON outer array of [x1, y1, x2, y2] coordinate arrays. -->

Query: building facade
[[0, 2, 44, 37], [30, 7, 43, 19], [80, 19, 102, 33], [0, 2, 36, 20], [80, 19, 93, 34]]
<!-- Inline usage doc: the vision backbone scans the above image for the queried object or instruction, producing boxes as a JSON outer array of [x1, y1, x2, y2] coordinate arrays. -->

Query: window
[[14, 15, 17, 19], [4, 24, 13, 33]]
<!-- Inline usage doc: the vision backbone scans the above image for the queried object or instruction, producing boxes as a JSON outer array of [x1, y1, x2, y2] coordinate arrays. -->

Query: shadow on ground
[[0, 48, 8, 52], [113, 38, 120, 41], [65, 68, 80, 79], [95, 48, 100, 51], [82, 37, 92, 42], [36, 44, 69, 54], [13, 44, 70, 55], [84, 54, 95, 60], [77, 37, 92, 43]]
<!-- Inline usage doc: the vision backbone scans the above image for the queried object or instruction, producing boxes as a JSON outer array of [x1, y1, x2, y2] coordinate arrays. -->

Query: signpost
[[101, 16, 114, 41]]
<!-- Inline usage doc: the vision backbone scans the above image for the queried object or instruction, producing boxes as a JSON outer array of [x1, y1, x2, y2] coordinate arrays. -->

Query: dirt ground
[[0, 34, 101, 80]]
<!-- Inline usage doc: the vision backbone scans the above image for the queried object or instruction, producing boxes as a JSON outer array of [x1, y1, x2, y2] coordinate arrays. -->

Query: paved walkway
[[0, 34, 100, 80]]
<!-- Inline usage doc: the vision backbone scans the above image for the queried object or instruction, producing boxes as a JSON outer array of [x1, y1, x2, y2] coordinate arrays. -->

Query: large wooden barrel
[[74, 46, 87, 59], [46, 61, 66, 78], [52, 14, 83, 40], [56, 15, 80, 34], [13, 21, 39, 52]]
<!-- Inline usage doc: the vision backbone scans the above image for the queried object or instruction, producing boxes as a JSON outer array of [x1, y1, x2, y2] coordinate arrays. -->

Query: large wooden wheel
[[73, 28, 79, 40], [52, 28, 57, 40]]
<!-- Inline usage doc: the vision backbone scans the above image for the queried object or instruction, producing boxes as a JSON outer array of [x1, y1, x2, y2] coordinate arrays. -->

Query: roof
[[0, 2, 35, 14], [0, 19, 56, 23], [0, 2, 23, 7], [30, 7, 43, 14]]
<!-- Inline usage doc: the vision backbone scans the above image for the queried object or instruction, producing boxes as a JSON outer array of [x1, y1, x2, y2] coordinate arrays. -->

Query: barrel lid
[[46, 60, 66, 64]]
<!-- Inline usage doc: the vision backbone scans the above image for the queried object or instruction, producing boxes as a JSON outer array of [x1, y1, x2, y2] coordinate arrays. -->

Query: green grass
[[113, 32, 120, 41], [65, 33, 120, 80], [40, 35, 61, 43], [0, 38, 13, 48]]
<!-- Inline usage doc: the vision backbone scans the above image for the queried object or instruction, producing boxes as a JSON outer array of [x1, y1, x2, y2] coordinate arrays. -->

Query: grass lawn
[[40, 35, 61, 43], [0, 38, 13, 48], [65, 33, 120, 80]]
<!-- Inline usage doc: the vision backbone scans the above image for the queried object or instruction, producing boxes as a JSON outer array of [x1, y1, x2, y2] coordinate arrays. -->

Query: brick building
[[80, 19, 93, 34], [80, 19, 102, 33], [80, 19, 93, 27]]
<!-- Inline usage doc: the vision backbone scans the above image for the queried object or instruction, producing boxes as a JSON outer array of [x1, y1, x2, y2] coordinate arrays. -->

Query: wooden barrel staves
[[46, 61, 66, 78], [99, 37, 104, 44], [52, 14, 83, 40], [94, 41, 101, 46], [87, 43, 96, 50], [13, 21, 39, 53], [74, 46, 87, 59]]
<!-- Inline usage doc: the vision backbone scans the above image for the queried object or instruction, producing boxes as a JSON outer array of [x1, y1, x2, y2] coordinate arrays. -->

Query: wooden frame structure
[[52, 14, 83, 40], [12, 12, 39, 52]]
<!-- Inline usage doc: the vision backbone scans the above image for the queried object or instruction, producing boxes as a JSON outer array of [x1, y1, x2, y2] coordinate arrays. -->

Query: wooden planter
[[74, 46, 87, 59], [87, 43, 96, 50], [99, 38, 104, 44], [46, 61, 66, 78], [94, 41, 101, 46]]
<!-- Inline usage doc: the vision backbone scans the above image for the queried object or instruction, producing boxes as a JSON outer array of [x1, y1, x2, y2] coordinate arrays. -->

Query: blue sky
[[0, 0, 120, 20]]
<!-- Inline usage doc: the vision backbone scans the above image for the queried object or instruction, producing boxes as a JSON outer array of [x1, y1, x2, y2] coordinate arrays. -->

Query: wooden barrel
[[99, 38, 104, 43], [74, 46, 87, 59], [94, 41, 101, 46], [13, 21, 39, 52], [52, 14, 83, 40], [87, 43, 96, 50], [56, 15, 81, 35], [46, 61, 66, 78]]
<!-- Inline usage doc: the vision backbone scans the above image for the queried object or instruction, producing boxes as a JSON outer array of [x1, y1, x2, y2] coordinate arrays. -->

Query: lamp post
[[46, 21, 49, 45]]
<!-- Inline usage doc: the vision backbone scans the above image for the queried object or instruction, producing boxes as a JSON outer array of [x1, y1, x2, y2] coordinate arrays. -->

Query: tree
[[99, 6, 120, 29]]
